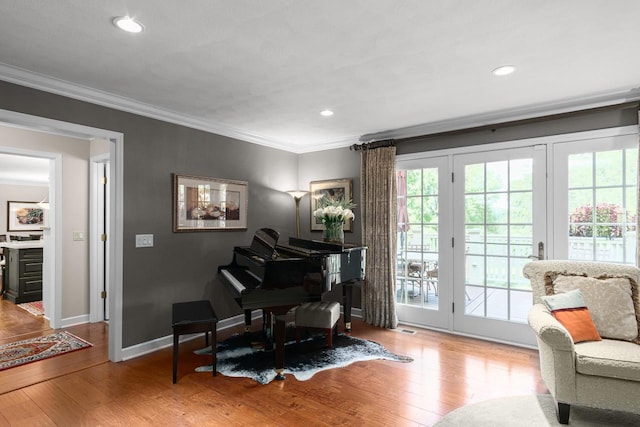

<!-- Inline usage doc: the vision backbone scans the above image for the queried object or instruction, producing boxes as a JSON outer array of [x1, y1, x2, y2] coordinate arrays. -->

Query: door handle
[[528, 242, 544, 260]]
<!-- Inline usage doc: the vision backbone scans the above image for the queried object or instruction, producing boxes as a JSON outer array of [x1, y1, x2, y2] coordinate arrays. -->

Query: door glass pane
[[397, 168, 439, 309], [567, 148, 637, 263], [464, 159, 533, 322]]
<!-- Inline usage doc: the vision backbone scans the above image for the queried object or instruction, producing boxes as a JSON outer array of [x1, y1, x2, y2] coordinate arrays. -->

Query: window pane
[[422, 168, 438, 196], [486, 161, 508, 192], [595, 150, 622, 186], [568, 153, 593, 187], [465, 195, 485, 224], [510, 191, 532, 223], [465, 164, 484, 193], [423, 196, 438, 224], [486, 193, 507, 223], [510, 159, 532, 191], [406, 170, 422, 196]]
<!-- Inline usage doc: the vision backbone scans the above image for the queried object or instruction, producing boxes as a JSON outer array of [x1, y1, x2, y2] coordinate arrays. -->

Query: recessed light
[[492, 65, 515, 76], [320, 110, 334, 117], [113, 16, 144, 33]]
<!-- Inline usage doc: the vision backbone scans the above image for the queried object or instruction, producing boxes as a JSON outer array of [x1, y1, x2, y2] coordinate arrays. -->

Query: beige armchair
[[523, 260, 640, 424]]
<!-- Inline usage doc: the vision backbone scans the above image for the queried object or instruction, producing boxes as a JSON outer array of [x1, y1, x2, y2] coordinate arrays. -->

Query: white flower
[[313, 197, 356, 224]]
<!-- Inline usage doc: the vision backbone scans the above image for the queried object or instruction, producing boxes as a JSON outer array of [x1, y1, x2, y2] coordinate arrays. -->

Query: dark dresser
[[2, 243, 43, 304]]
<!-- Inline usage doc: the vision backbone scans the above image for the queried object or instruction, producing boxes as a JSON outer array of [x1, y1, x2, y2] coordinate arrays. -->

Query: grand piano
[[218, 228, 366, 380]]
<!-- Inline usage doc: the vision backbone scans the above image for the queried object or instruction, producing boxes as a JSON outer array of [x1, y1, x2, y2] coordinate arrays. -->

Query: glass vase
[[323, 220, 344, 244]]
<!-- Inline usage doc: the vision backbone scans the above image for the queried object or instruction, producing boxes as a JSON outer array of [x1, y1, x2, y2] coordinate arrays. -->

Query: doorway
[[0, 109, 124, 362], [396, 125, 638, 346]]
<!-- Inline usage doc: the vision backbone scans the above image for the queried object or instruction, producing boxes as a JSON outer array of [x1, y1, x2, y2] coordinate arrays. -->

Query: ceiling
[[0, 153, 49, 186], [1, 1, 639, 153]]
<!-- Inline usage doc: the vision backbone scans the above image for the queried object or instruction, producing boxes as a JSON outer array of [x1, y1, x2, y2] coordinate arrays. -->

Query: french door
[[396, 127, 637, 345], [396, 156, 451, 330], [452, 146, 546, 346]]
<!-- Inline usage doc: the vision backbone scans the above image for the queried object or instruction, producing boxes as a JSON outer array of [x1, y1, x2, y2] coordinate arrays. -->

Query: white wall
[[0, 125, 89, 318]]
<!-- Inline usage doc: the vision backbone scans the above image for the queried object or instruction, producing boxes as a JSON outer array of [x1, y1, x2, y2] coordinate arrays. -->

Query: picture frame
[[7, 201, 48, 232], [173, 174, 248, 232], [309, 178, 354, 232]]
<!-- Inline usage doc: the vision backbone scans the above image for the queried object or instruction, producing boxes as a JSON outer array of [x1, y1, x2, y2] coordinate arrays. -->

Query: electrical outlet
[[135, 234, 154, 248]]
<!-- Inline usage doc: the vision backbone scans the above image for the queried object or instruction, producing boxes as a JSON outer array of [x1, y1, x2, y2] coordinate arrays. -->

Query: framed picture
[[7, 201, 48, 232], [310, 178, 354, 232], [173, 174, 248, 232]]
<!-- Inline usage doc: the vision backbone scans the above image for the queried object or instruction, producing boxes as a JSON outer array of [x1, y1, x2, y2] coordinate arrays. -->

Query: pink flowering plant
[[569, 203, 634, 238]]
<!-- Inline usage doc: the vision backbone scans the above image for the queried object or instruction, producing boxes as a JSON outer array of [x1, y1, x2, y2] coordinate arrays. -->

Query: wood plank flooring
[[0, 300, 547, 426]]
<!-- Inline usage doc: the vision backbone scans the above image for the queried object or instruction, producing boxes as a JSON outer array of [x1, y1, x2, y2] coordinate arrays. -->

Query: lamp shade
[[286, 190, 308, 200]]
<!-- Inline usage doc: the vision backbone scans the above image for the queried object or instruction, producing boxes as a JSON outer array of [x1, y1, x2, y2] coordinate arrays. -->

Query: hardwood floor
[[0, 300, 547, 426]]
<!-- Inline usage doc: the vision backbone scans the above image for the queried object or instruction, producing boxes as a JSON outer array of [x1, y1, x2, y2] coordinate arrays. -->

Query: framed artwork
[[309, 178, 354, 232], [173, 174, 248, 232], [7, 201, 47, 232]]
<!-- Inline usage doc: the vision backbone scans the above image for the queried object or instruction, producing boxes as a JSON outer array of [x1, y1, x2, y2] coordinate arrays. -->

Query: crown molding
[[360, 87, 640, 142]]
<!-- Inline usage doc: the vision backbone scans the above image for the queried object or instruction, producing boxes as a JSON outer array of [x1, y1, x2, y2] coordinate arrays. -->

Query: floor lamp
[[286, 190, 308, 238]]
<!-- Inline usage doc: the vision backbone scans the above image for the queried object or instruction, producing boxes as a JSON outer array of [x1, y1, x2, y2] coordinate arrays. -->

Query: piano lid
[[248, 228, 280, 259], [277, 237, 366, 257]]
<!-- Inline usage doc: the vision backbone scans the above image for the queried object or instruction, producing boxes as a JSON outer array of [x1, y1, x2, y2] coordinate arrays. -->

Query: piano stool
[[295, 301, 341, 347], [172, 300, 218, 384]]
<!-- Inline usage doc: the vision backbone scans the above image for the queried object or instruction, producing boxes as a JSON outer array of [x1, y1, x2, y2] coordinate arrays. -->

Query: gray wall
[[0, 81, 314, 347]]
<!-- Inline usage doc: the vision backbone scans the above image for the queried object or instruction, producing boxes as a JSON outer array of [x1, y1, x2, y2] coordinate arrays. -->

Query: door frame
[[0, 108, 125, 362]]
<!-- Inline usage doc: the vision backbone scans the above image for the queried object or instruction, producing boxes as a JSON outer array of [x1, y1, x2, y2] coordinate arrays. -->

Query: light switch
[[73, 231, 85, 241], [135, 234, 154, 248]]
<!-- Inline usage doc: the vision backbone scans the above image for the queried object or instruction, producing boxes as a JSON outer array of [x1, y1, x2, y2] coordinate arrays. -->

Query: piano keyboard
[[219, 268, 262, 295]]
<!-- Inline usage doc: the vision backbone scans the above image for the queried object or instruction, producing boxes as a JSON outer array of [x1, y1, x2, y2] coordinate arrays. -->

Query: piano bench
[[172, 300, 218, 384], [295, 301, 341, 347]]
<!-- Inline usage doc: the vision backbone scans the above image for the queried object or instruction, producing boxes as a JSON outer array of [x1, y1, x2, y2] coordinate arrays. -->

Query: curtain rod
[[350, 139, 396, 151]]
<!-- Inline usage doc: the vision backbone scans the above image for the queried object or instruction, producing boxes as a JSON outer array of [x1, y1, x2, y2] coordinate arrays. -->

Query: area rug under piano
[[194, 331, 413, 384]]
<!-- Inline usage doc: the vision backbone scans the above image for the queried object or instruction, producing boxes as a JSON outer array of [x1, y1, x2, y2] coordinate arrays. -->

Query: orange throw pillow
[[553, 308, 602, 343]]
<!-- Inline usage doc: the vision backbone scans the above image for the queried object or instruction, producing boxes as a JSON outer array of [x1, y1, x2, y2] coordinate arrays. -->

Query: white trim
[[120, 312, 253, 361], [60, 314, 91, 328], [0, 109, 125, 362]]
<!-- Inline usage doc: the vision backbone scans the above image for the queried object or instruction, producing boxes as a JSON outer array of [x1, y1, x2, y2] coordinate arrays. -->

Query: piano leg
[[264, 311, 274, 351], [343, 282, 354, 332], [244, 310, 252, 332], [274, 315, 286, 380]]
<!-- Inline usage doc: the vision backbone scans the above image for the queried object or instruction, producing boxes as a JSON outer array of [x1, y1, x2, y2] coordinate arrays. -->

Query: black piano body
[[218, 228, 366, 379]]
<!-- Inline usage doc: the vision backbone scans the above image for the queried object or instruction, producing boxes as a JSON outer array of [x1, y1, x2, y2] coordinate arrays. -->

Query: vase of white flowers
[[313, 196, 355, 244]]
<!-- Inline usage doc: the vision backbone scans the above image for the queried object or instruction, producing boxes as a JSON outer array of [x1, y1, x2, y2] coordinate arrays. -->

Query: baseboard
[[60, 313, 90, 328], [120, 312, 260, 361], [120, 308, 363, 361]]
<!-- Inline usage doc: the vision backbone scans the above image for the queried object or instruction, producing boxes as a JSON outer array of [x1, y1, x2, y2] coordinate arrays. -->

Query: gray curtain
[[360, 146, 398, 328]]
